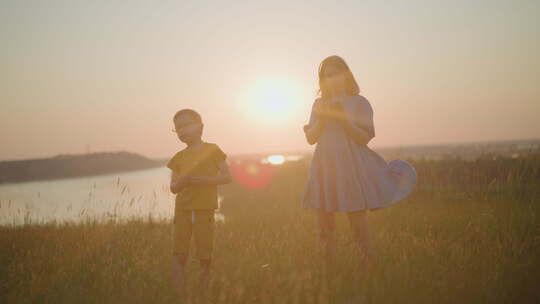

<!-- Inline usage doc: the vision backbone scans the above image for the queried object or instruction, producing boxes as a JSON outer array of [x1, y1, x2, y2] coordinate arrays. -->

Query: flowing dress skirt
[[302, 95, 417, 212]]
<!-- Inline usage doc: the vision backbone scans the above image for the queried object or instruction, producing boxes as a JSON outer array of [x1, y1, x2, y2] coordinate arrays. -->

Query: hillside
[[0, 151, 162, 184]]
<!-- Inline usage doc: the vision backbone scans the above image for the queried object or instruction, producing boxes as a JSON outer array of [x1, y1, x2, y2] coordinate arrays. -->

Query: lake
[[0, 167, 178, 226], [0, 154, 304, 226]]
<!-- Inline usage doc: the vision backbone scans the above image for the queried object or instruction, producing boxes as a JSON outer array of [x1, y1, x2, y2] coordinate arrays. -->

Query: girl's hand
[[304, 98, 328, 145], [325, 101, 347, 122], [313, 99, 329, 120]]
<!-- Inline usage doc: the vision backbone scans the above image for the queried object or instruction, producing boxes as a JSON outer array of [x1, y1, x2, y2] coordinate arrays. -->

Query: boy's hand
[[170, 173, 192, 193], [189, 175, 229, 185], [189, 176, 207, 184], [176, 175, 192, 186], [189, 161, 232, 186]]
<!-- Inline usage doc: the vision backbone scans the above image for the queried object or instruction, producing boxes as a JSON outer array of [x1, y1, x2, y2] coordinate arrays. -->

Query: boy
[[167, 109, 231, 298]]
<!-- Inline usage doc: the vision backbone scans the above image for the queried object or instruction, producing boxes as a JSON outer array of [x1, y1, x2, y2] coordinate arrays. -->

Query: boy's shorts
[[173, 209, 215, 260]]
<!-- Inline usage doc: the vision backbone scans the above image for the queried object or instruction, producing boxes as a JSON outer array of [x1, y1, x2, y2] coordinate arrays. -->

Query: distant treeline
[[0, 152, 163, 184]]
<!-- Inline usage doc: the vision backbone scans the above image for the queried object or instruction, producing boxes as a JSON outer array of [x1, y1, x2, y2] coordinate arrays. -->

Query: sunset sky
[[1, 0, 539, 161]]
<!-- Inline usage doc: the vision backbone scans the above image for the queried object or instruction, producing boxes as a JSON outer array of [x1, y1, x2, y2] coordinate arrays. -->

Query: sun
[[242, 78, 303, 124]]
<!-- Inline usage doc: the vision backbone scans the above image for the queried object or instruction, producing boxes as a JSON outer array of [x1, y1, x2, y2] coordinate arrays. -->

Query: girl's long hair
[[317, 55, 360, 100]]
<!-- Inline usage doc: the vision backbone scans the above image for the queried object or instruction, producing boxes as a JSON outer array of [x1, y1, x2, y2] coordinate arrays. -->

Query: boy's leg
[[193, 210, 215, 288], [172, 210, 193, 298], [347, 209, 371, 266]]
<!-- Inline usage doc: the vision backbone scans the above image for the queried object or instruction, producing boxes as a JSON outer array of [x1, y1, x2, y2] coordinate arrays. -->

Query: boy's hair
[[173, 109, 202, 123]]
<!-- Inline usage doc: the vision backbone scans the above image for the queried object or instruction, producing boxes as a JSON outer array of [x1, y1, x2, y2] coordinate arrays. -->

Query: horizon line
[[2, 137, 539, 163]]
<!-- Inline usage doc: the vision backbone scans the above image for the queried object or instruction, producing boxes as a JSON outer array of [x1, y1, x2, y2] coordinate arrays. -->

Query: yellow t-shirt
[[167, 142, 227, 210]]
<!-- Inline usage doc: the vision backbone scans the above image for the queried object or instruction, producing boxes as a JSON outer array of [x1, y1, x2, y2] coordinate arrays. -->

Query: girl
[[302, 55, 417, 269]]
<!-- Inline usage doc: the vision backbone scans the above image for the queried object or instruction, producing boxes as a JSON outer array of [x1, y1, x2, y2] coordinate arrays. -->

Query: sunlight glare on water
[[0, 154, 308, 226], [266, 154, 285, 165], [0, 167, 226, 226]]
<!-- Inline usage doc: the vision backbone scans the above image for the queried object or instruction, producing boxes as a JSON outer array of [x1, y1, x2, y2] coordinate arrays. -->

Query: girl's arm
[[338, 122, 374, 146], [188, 160, 232, 185], [304, 122, 325, 145], [335, 98, 375, 146], [304, 99, 326, 145]]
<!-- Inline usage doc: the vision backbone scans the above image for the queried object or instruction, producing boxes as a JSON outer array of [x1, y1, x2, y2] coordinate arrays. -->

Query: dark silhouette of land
[[1, 139, 538, 184], [0, 151, 163, 184]]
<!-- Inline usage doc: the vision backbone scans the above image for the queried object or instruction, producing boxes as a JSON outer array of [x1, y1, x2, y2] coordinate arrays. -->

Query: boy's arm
[[170, 171, 190, 194], [189, 160, 232, 185]]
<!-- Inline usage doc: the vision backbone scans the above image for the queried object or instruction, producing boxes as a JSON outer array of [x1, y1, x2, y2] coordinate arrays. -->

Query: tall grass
[[1, 155, 539, 303]]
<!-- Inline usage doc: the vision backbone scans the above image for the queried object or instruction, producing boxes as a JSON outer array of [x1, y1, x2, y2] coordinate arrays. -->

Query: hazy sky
[[1, 0, 539, 161]]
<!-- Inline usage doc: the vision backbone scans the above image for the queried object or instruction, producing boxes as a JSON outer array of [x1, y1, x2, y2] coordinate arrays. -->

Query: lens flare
[[229, 158, 277, 189]]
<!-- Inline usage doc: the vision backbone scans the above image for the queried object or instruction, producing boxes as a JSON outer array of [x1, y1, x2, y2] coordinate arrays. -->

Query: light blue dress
[[302, 95, 417, 212]]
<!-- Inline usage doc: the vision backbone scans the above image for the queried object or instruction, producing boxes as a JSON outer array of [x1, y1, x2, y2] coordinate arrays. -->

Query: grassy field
[[1, 154, 539, 303]]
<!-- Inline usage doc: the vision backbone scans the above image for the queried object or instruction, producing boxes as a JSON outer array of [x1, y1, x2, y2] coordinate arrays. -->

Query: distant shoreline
[[1, 139, 539, 185], [0, 151, 164, 185]]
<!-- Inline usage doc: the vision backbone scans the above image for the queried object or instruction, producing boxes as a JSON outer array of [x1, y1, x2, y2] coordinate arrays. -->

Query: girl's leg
[[317, 209, 336, 293], [347, 210, 371, 266], [317, 209, 336, 264]]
